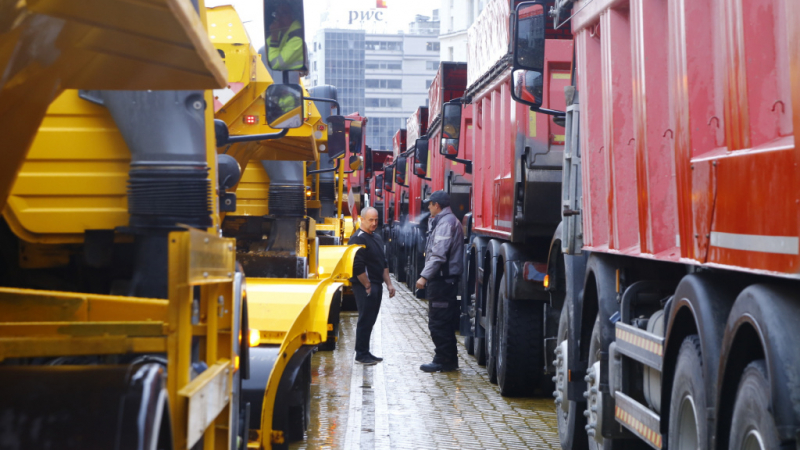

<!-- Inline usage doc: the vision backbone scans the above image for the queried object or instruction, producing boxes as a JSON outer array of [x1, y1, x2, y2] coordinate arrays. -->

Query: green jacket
[[267, 20, 304, 70]]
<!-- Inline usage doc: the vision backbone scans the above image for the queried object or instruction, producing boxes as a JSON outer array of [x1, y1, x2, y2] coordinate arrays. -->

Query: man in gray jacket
[[416, 190, 464, 372]]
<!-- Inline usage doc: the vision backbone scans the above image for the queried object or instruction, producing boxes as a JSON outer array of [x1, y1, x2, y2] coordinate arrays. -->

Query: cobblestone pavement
[[290, 277, 559, 450]]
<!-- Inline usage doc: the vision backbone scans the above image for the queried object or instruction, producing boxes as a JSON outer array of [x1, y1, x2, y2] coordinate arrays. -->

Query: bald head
[[360, 207, 379, 234]]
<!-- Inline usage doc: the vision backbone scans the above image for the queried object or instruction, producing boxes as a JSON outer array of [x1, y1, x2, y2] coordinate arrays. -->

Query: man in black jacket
[[350, 207, 396, 365]]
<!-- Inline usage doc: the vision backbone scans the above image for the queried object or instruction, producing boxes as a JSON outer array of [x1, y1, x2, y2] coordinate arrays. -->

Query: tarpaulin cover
[[467, 0, 511, 87]]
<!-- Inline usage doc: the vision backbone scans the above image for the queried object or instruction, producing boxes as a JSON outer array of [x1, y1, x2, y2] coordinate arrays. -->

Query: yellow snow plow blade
[[319, 244, 361, 281]]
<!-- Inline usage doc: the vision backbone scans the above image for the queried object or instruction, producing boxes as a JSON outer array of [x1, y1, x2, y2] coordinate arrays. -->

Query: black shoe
[[420, 362, 458, 373], [355, 356, 378, 366], [369, 353, 383, 362]]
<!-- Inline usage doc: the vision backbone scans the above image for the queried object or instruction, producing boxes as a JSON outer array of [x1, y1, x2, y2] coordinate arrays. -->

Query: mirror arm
[[226, 128, 289, 144], [303, 96, 341, 115], [531, 106, 566, 117], [307, 159, 340, 174], [344, 169, 356, 174]]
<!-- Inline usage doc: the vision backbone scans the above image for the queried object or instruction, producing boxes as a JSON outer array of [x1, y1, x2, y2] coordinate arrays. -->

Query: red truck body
[[405, 107, 428, 226], [390, 128, 406, 224], [457, 1, 800, 449], [424, 62, 471, 222], [469, 41, 572, 240], [574, 0, 798, 275], [343, 112, 367, 217]]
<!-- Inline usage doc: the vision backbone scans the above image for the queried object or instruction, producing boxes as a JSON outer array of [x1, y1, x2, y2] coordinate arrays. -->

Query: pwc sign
[[349, 10, 385, 24]]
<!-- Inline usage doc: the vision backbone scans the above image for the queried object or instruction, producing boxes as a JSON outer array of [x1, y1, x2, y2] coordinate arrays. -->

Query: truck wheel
[[395, 245, 407, 282], [485, 271, 499, 384], [555, 301, 588, 450], [728, 360, 780, 450], [668, 335, 706, 450], [496, 274, 542, 396], [473, 335, 487, 365], [586, 315, 606, 450]]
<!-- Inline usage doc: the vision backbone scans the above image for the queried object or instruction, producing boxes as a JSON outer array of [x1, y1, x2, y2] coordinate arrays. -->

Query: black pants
[[427, 278, 459, 365], [353, 282, 383, 359]]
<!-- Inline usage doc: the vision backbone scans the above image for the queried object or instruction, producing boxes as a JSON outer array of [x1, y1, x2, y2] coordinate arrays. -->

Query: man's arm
[[419, 225, 451, 280], [357, 272, 371, 295], [350, 237, 371, 294], [383, 268, 395, 298]]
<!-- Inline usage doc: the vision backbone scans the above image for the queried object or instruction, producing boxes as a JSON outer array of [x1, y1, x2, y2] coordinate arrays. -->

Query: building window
[[365, 41, 403, 51], [365, 60, 402, 70], [426, 79, 433, 89], [365, 98, 402, 108], [313, 61, 317, 71], [426, 61, 439, 71], [366, 79, 402, 89], [426, 42, 440, 52]]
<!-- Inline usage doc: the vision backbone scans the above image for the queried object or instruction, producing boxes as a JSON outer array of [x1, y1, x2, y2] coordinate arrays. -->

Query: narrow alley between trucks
[[290, 277, 560, 450]]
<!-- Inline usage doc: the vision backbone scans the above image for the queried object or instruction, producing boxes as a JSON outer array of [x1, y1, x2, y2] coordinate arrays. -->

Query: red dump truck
[[442, 0, 572, 398], [488, 1, 800, 450], [391, 107, 429, 290]]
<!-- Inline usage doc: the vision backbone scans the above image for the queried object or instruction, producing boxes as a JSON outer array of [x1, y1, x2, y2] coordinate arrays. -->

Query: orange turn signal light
[[249, 329, 261, 347], [543, 274, 550, 289]]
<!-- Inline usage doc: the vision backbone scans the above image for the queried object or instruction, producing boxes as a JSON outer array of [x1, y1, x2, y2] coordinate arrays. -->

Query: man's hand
[[387, 284, 396, 298], [415, 277, 427, 290], [364, 283, 371, 296]]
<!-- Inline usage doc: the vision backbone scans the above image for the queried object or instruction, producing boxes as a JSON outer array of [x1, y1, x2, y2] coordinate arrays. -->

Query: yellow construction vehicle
[[0, 1, 353, 449], [206, 7, 361, 446]]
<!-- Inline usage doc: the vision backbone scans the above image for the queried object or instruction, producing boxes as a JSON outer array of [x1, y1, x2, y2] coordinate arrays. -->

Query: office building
[[308, 11, 440, 151]]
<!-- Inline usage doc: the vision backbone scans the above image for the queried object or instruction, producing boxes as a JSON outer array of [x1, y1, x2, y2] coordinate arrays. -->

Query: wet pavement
[[290, 277, 559, 450]]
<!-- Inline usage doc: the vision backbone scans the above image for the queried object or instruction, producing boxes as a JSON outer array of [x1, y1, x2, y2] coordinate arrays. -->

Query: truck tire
[[496, 274, 543, 396], [728, 360, 780, 450], [485, 270, 500, 384], [668, 335, 706, 450], [395, 234, 407, 282], [556, 301, 588, 450], [473, 335, 487, 365], [586, 316, 649, 450]]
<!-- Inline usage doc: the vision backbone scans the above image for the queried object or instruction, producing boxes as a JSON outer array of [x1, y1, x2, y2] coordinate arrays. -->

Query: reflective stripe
[[710, 231, 799, 255]]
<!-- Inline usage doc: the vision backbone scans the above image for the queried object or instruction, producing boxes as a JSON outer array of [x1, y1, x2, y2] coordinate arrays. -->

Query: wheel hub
[[552, 340, 569, 413], [584, 361, 603, 443]]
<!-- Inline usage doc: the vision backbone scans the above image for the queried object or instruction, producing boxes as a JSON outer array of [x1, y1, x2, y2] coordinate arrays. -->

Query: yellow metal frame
[[0, 228, 238, 450]]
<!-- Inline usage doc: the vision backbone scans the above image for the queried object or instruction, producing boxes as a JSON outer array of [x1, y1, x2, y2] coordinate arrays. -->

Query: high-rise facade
[[438, 0, 483, 62], [309, 29, 366, 117], [308, 12, 440, 151]]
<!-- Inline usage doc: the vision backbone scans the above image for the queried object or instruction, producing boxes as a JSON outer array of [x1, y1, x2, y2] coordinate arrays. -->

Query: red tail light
[[243, 115, 258, 125]]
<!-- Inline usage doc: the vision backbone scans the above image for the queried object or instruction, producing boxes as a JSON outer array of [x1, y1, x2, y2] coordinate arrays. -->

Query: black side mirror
[[384, 166, 394, 192], [265, 83, 304, 129], [413, 137, 429, 178], [440, 102, 462, 158], [264, 0, 308, 72], [364, 145, 373, 179], [349, 154, 363, 171], [349, 120, 364, 155], [511, 2, 546, 110], [395, 157, 407, 186], [327, 115, 346, 159], [375, 174, 384, 197]]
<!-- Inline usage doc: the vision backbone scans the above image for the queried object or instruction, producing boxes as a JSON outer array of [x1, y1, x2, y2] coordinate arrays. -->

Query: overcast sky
[[207, 0, 441, 48]]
